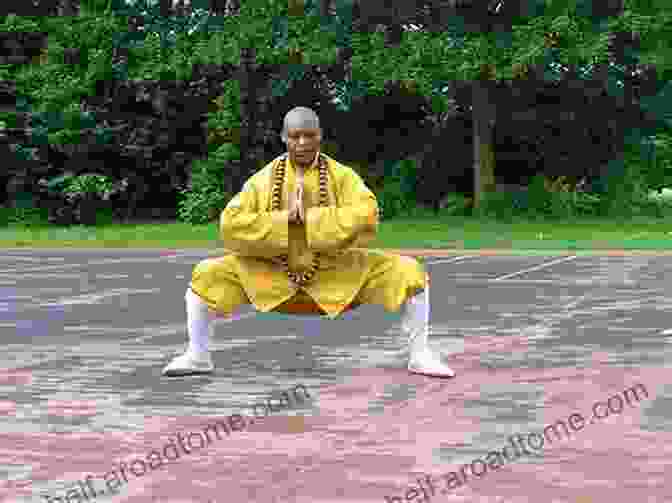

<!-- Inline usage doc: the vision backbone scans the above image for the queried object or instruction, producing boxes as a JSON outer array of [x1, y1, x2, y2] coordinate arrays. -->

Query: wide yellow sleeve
[[304, 167, 379, 252], [219, 179, 290, 258]]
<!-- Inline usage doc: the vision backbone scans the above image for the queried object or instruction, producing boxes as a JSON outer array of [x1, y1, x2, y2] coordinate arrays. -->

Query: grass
[[0, 220, 219, 248], [1, 189, 671, 250], [1, 213, 672, 250]]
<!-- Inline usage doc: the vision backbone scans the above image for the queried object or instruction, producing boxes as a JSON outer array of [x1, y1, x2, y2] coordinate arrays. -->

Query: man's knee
[[192, 255, 235, 275], [395, 255, 427, 279], [185, 286, 205, 304], [191, 256, 242, 288], [400, 254, 424, 270], [188, 255, 247, 316], [191, 258, 212, 283], [185, 286, 244, 318], [391, 256, 428, 298]]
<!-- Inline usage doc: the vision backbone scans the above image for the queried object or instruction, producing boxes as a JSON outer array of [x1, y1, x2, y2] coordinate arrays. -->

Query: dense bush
[[374, 158, 419, 220], [0, 205, 47, 227], [474, 163, 672, 222], [177, 143, 238, 224], [435, 192, 473, 217]]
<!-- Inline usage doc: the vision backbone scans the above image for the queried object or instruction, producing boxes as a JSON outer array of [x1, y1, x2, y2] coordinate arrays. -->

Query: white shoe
[[408, 346, 456, 378], [162, 348, 214, 376], [402, 286, 456, 378]]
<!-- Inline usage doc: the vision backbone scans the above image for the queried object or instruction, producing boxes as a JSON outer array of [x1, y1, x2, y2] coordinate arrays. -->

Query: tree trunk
[[159, 0, 172, 17], [58, 0, 77, 16], [471, 77, 497, 210], [288, 0, 304, 16], [225, 0, 240, 16], [320, 0, 332, 17]]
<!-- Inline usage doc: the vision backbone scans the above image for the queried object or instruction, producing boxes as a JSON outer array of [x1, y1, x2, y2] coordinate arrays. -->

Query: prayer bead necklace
[[271, 153, 329, 286]]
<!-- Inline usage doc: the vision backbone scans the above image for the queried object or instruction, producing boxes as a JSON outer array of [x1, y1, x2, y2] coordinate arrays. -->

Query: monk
[[162, 106, 455, 378]]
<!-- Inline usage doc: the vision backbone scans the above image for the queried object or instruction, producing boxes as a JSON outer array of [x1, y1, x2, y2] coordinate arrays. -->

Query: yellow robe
[[189, 153, 426, 319]]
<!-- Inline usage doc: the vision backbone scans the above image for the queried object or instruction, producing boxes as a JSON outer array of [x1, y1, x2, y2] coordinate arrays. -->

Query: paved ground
[[1, 249, 671, 503]]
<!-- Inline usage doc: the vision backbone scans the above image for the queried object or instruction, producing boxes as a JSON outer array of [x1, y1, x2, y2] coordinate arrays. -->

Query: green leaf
[[46, 174, 76, 190], [640, 81, 672, 128]]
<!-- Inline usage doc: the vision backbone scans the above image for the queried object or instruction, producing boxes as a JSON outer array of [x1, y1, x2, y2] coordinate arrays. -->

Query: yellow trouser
[[189, 252, 426, 317]]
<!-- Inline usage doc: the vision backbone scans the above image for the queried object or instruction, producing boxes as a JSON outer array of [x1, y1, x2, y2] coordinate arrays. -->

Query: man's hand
[[289, 180, 304, 223], [297, 183, 304, 222]]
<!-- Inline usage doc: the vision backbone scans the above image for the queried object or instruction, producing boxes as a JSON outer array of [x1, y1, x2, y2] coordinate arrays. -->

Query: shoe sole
[[408, 366, 455, 378], [162, 367, 214, 377]]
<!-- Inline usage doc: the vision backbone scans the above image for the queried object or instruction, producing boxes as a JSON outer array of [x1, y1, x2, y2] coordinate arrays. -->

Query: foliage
[[569, 192, 604, 217], [176, 143, 239, 224], [375, 158, 420, 220], [206, 79, 241, 151], [477, 190, 522, 221], [477, 174, 604, 221], [528, 175, 583, 219], [65, 174, 113, 198], [649, 128, 672, 190], [0, 0, 670, 226], [38, 173, 127, 226], [597, 130, 655, 216], [2, 1, 668, 132], [178, 78, 242, 224], [437, 193, 473, 217], [2, 12, 124, 115], [0, 205, 47, 227], [42, 173, 75, 193]]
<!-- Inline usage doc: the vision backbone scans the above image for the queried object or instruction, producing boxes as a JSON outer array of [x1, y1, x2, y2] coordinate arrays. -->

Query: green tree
[[2, 0, 669, 221]]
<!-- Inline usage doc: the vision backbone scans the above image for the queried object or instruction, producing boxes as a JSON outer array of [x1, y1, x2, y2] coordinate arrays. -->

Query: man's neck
[[290, 151, 319, 173]]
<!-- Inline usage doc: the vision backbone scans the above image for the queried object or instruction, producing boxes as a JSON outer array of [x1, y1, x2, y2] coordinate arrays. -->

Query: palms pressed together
[[289, 176, 304, 224]]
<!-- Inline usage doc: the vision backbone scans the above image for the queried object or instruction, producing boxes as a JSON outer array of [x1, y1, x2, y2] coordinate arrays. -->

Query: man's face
[[286, 128, 321, 167]]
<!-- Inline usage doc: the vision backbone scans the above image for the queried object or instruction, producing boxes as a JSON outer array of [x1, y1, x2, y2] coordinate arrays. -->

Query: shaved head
[[281, 106, 321, 142]]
